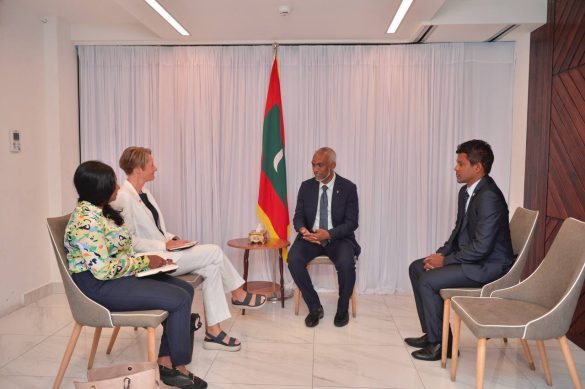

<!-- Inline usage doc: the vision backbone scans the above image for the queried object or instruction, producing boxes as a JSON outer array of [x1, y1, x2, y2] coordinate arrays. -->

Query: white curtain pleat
[[78, 42, 515, 294]]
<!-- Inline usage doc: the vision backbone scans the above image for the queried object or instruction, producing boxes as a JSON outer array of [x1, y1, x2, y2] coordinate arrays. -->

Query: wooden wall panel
[[524, 0, 554, 277], [543, 216, 562, 254], [553, 0, 585, 73], [525, 0, 585, 349], [547, 119, 585, 218], [569, 288, 585, 346]]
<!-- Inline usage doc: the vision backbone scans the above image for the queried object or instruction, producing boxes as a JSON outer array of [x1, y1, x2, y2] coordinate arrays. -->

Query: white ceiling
[[17, 0, 547, 45]]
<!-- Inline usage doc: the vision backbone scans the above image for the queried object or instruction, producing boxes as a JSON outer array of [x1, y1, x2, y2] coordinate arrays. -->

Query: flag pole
[[273, 42, 280, 77], [271, 41, 280, 299], [258, 39, 290, 262]]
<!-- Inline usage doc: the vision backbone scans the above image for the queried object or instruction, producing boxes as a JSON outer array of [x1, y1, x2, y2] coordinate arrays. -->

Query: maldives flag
[[257, 57, 289, 254]]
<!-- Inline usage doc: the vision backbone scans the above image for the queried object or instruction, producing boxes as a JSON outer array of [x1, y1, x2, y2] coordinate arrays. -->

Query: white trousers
[[167, 244, 244, 326]]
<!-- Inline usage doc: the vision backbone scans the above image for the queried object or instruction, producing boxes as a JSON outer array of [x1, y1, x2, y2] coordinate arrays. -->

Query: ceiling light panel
[[144, 0, 190, 36], [387, 0, 414, 33]]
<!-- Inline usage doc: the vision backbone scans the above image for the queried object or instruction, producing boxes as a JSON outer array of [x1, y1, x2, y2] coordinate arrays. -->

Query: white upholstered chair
[[450, 217, 585, 389], [294, 255, 357, 317], [439, 207, 539, 368], [47, 214, 168, 389]]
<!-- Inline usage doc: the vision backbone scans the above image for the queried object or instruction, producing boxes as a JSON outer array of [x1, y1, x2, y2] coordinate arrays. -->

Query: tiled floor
[[0, 291, 583, 388]]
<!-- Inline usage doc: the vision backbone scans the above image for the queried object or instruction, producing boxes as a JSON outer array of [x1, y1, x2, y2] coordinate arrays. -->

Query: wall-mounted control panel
[[9, 130, 21, 153]]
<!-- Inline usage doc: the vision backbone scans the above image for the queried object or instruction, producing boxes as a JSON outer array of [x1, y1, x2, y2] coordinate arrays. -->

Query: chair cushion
[[177, 273, 204, 288], [311, 256, 335, 265], [440, 288, 481, 299], [309, 255, 358, 266], [451, 297, 548, 339], [111, 310, 169, 328]]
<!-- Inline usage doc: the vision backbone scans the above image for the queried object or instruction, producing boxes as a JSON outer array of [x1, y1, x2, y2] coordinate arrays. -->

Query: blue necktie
[[319, 186, 328, 230]]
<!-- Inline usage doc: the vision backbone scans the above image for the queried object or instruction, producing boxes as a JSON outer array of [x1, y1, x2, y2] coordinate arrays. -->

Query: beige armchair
[[294, 256, 357, 317], [450, 217, 585, 389], [107, 272, 203, 356], [47, 214, 169, 389], [440, 207, 539, 368]]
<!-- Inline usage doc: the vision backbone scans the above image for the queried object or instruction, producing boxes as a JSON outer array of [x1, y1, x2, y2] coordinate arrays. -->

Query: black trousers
[[72, 271, 194, 366], [408, 259, 483, 344], [288, 239, 356, 314]]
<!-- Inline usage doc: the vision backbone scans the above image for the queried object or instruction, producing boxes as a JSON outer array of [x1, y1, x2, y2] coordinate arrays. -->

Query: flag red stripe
[[258, 170, 289, 238]]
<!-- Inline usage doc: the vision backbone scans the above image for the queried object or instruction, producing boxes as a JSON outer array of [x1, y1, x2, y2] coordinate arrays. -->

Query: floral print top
[[65, 201, 150, 280]]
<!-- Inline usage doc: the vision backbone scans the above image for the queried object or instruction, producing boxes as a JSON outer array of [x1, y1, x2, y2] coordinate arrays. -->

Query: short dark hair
[[73, 161, 123, 225], [456, 139, 494, 174], [315, 147, 336, 163]]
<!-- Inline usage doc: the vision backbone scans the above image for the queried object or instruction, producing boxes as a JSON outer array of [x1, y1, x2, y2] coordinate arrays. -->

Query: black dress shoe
[[411, 343, 442, 361], [159, 365, 208, 388], [333, 311, 349, 327], [404, 334, 429, 348], [190, 376, 208, 389], [305, 306, 324, 327], [411, 342, 457, 361], [186, 376, 208, 389]]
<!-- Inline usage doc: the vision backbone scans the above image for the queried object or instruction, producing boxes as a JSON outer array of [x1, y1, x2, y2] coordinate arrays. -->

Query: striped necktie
[[319, 186, 328, 230]]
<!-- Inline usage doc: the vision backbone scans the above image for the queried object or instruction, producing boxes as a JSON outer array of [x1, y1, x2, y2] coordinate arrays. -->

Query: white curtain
[[78, 43, 515, 294]]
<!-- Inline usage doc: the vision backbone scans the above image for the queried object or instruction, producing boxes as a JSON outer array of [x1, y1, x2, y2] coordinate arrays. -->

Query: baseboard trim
[[23, 282, 64, 305]]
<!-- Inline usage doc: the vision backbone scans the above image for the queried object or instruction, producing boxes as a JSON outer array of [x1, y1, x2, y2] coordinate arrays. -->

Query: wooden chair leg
[[202, 300, 208, 330], [351, 287, 357, 318], [294, 288, 300, 316], [52, 323, 83, 389], [559, 335, 584, 389], [87, 327, 102, 369], [521, 339, 536, 370], [450, 312, 461, 382], [477, 338, 487, 389], [147, 327, 156, 362], [536, 340, 552, 386], [441, 298, 451, 368], [106, 326, 121, 355]]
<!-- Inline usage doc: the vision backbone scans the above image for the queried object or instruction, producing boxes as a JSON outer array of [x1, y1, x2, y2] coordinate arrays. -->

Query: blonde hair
[[119, 146, 152, 175]]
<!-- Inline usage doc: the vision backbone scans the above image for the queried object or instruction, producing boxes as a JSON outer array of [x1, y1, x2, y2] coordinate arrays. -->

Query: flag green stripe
[[261, 105, 287, 204]]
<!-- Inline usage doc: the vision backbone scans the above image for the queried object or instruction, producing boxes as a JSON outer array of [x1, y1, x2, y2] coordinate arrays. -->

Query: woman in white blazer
[[111, 147, 266, 352]]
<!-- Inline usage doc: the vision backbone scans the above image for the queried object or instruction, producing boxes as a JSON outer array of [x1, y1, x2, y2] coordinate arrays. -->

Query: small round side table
[[227, 238, 289, 314]]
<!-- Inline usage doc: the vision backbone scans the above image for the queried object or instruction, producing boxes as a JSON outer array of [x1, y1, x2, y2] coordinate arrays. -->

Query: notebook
[[167, 241, 198, 252], [136, 263, 178, 278]]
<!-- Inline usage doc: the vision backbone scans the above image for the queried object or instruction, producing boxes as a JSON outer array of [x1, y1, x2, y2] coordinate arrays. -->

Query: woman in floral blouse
[[65, 160, 207, 389]]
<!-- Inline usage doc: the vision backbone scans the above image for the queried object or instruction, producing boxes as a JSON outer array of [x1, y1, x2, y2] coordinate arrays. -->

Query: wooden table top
[[227, 238, 289, 250]]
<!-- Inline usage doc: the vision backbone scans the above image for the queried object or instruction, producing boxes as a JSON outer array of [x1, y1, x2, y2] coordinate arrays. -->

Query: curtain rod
[[74, 41, 463, 48]]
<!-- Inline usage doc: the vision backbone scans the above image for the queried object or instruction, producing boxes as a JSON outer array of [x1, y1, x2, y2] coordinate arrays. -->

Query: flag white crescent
[[273, 149, 284, 172]]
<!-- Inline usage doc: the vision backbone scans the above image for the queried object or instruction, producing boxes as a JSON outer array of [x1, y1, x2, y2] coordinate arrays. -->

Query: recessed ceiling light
[[144, 0, 190, 36], [387, 0, 414, 34]]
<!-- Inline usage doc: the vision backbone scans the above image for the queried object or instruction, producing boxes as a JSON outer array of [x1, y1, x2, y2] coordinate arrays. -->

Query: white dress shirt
[[465, 178, 482, 212], [312, 173, 336, 231]]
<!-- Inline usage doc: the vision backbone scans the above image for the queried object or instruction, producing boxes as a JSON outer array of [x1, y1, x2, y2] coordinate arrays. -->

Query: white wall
[[0, 0, 532, 315], [508, 34, 531, 212], [0, 1, 78, 316]]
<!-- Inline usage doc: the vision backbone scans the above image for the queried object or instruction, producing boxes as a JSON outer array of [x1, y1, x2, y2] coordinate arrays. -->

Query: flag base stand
[[243, 281, 293, 301], [267, 288, 294, 302], [227, 238, 290, 314]]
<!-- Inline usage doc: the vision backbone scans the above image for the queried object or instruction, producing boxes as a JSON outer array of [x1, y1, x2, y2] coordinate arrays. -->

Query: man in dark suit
[[406, 139, 514, 361], [288, 147, 360, 328]]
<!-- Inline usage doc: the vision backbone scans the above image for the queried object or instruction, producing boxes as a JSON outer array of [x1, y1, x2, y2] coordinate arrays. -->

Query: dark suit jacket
[[438, 175, 514, 283], [292, 174, 361, 256]]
